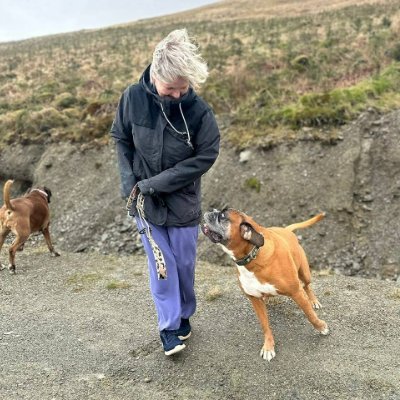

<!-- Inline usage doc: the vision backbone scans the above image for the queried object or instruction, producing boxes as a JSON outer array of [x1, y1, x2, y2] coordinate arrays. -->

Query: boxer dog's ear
[[240, 222, 264, 247]]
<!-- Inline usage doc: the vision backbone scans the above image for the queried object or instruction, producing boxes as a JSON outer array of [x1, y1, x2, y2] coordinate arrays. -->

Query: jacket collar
[[140, 64, 196, 115]]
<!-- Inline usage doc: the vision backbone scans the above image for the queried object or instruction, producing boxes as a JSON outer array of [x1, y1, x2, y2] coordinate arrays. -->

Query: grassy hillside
[[0, 0, 399, 149]]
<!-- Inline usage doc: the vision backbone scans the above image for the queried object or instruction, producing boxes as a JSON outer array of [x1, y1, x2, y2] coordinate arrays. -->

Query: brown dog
[[0, 180, 60, 273], [202, 208, 329, 361]]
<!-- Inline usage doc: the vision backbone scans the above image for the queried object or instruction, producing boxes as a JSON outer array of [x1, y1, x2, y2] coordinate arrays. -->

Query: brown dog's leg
[[291, 289, 329, 335], [297, 247, 322, 309], [248, 296, 276, 361], [42, 226, 60, 257], [0, 230, 10, 270], [9, 235, 28, 273]]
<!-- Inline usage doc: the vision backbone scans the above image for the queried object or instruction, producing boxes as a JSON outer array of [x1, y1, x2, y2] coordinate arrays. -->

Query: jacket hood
[[140, 64, 196, 114]]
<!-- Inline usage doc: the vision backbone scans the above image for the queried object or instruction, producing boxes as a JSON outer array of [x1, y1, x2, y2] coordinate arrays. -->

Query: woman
[[110, 29, 220, 356]]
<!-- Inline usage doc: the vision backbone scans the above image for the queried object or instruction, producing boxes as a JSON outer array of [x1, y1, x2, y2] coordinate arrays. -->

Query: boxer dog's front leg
[[248, 295, 276, 361]]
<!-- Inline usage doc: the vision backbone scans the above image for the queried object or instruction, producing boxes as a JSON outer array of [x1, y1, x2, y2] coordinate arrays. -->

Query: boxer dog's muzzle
[[202, 208, 265, 249], [201, 208, 231, 244]]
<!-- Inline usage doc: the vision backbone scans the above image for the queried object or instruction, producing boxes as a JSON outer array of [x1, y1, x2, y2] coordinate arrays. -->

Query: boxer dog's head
[[201, 208, 264, 253]]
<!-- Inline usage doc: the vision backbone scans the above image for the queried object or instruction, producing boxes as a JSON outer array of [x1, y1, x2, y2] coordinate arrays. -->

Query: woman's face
[[153, 76, 189, 99]]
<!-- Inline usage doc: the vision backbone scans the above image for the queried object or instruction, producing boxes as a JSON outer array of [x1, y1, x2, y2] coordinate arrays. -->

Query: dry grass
[[0, 0, 399, 149], [389, 288, 400, 300], [205, 285, 224, 301], [152, 0, 390, 23]]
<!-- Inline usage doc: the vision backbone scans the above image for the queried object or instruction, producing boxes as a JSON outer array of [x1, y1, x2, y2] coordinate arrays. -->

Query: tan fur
[[3, 180, 15, 211], [0, 179, 60, 273], [285, 212, 325, 232], [226, 210, 328, 361]]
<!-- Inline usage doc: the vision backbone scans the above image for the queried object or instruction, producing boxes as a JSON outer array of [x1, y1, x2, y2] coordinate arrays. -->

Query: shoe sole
[[178, 331, 192, 341], [164, 343, 186, 356]]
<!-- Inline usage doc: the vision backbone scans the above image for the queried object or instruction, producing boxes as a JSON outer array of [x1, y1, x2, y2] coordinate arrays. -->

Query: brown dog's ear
[[43, 187, 52, 203], [240, 222, 264, 247]]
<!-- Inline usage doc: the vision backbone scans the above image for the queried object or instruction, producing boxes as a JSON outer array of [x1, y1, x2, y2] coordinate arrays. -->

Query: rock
[[239, 150, 251, 163], [74, 244, 87, 253]]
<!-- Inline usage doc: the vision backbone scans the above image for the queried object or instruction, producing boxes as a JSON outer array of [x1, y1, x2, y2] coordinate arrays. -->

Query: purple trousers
[[136, 218, 199, 331]]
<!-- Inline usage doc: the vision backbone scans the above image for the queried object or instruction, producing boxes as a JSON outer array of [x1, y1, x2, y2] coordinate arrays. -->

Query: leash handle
[[135, 192, 167, 280], [126, 184, 139, 211]]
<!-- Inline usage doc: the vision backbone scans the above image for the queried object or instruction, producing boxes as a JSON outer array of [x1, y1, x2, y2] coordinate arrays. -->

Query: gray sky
[[0, 0, 218, 43]]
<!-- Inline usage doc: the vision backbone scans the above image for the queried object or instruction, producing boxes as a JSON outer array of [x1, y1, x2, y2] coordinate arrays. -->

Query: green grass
[[66, 272, 103, 291], [245, 177, 261, 193], [106, 280, 132, 290], [0, 0, 399, 149]]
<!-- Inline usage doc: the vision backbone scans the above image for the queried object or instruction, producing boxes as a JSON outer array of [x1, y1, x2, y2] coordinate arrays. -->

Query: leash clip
[[138, 227, 152, 235]]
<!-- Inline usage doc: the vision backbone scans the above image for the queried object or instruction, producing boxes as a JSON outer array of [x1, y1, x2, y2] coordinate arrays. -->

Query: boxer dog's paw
[[260, 346, 276, 361], [312, 300, 322, 309], [318, 322, 330, 335]]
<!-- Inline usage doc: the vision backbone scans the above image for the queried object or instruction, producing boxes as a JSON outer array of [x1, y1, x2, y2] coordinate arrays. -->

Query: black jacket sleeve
[[110, 88, 137, 198], [137, 110, 220, 195]]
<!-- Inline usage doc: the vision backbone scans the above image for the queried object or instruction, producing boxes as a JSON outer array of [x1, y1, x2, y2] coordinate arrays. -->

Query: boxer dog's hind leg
[[291, 288, 329, 335], [297, 246, 322, 309]]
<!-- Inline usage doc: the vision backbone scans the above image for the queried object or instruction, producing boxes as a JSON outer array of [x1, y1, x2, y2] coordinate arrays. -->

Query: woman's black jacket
[[110, 65, 220, 226]]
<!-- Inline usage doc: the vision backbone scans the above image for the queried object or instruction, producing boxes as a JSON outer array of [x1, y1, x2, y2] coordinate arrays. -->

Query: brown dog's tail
[[285, 212, 325, 232], [3, 179, 15, 211]]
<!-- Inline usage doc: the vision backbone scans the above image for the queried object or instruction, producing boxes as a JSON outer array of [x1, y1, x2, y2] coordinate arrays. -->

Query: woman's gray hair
[[150, 29, 208, 89]]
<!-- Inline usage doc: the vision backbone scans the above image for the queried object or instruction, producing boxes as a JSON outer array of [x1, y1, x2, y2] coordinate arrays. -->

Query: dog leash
[[127, 190, 167, 280]]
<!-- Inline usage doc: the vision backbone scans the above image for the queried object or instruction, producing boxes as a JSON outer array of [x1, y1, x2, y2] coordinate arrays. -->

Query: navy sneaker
[[174, 318, 192, 341], [160, 330, 186, 356]]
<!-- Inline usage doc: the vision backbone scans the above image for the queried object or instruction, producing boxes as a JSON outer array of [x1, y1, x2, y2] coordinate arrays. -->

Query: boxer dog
[[202, 208, 329, 361], [0, 179, 60, 273]]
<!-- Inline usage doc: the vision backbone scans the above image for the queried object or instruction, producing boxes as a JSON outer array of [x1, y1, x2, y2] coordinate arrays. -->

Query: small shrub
[[29, 107, 69, 133], [205, 286, 223, 301], [245, 177, 261, 193], [388, 43, 400, 62], [291, 54, 311, 71], [55, 92, 78, 109]]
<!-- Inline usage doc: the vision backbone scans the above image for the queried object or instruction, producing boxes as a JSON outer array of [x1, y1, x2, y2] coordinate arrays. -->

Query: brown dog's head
[[26, 186, 52, 203], [43, 187, 52, 203], [201, 208, 264, 251]]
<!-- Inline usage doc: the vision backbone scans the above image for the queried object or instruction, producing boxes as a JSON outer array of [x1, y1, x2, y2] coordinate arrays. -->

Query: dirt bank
[[0, 109, 400, 280]]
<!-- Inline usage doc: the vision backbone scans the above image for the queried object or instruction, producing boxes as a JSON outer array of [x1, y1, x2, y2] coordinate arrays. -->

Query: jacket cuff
[[137, 180, 155, 196]]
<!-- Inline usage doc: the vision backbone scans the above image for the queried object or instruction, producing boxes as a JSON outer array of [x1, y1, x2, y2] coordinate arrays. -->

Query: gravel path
[[0, 245, 399, 399]]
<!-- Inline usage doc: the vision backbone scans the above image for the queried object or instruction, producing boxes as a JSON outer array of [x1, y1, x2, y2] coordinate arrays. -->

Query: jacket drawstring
[[160, 102, 194, 150]]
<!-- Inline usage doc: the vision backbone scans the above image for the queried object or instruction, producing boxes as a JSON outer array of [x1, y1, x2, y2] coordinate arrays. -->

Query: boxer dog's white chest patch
[[218, 244, 236, 260], [236, 265, 278, 297]]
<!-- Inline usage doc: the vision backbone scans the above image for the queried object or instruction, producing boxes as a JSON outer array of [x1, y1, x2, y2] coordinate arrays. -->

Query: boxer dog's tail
[[285, 212, 325, 232], [3, 179, 15, 211]]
